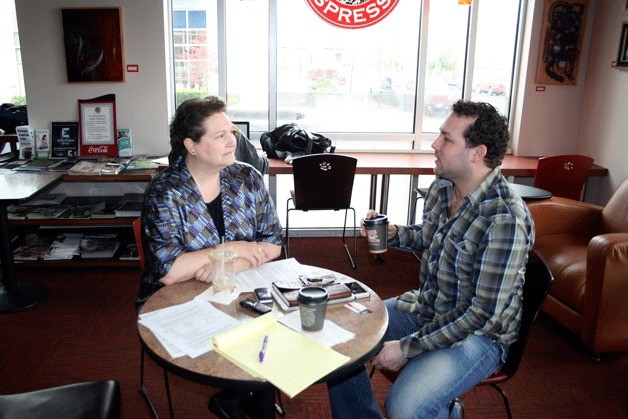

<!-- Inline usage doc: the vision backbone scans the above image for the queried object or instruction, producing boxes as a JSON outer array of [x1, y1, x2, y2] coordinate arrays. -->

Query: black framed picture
[[617, 22, 628, 67], [61, 8, 125, 82]]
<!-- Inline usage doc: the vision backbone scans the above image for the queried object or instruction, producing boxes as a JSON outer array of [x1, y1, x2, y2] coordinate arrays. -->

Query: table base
[[0, 283, 48, 312]]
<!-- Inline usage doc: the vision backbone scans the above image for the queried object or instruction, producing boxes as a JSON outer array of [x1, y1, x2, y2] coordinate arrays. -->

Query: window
[[171, 0, 522, 152], [172, 8, 217, 102], [0, 0, 25, 106]]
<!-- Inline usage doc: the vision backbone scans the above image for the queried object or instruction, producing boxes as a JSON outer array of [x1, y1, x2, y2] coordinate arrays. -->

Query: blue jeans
[[328, 298, 506, 419]]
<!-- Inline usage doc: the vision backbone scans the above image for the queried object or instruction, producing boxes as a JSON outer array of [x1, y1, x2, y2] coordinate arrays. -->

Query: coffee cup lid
[[364, 214, 388, 226], [297, 286, 329, 304]]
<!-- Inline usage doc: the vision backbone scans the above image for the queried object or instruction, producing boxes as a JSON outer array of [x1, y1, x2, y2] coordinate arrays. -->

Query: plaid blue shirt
[[137, 157, 282, 305], [391, 167, 534, 358]]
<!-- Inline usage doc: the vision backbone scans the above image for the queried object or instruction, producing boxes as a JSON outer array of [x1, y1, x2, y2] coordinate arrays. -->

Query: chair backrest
[[232, 121, 250, 139], [601, 177, 628, 234], [291, 153, 357, 210], [533, 154, 594, 200], [132, 217, 146, 270], [501, 251, 554, 377]]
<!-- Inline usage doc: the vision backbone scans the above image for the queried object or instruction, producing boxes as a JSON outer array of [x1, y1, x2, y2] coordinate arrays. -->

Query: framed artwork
[[617, 23, 628, 68], [536, 0, 587, 85], [61, 8, 125, 83], [78, 95, 118, 157]]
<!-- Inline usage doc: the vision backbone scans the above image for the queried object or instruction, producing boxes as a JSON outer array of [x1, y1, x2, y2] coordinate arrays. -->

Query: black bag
[[260, 123, 334, 160]]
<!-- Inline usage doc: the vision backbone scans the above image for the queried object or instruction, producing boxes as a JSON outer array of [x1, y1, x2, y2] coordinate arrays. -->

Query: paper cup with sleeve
[[363, 214, 389, 254], [297, 286, 329, 331]]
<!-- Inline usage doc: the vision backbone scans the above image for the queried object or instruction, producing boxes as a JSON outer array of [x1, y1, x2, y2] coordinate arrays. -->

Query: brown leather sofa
[[526, 178, 628, 354]]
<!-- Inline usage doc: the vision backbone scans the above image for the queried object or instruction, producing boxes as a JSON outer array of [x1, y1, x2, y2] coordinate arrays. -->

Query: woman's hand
[[221, 241, 269, 269], [193, 262, 215, 283]]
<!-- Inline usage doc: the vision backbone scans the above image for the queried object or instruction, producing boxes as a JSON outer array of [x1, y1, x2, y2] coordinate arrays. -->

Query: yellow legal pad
[[212, 313, 350, 398]]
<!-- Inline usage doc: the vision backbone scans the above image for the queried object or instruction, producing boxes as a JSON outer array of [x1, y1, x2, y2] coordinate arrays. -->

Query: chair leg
[[341, 208, 357, 269], [164, 369, 174, 419], [489, 383, 512, 419], [140, 348, 175, 419], [285, 199, 292, 259], [275, 390, 286, 416], [140, 349, 159, 419]]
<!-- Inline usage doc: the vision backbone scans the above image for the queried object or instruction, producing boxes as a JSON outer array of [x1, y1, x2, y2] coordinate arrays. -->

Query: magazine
[[15, 125, 35, 160], [117, 128, 133, 157], [119, 243, 140, 261], [14, 159, 62, 172], [6, 204, 34, 220], [25, 193, 67, 206], [13, 234, 53, 261], [41, 233, 83, 260], [67, 160, 107, 175], [35, 129, 50, 159], [125, 158, 159, 170], [80, 234, 121, 259], [26, 205, 73, 219]]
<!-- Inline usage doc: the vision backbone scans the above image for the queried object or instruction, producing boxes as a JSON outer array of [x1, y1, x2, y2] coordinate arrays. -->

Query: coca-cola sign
[[88, 145, 111, 154]]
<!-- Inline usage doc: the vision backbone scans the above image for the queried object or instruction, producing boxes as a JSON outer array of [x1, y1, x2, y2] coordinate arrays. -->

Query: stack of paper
[[41, 233, 83, 260], [138, 297, 240, 358], [212, 313, 350, 398]]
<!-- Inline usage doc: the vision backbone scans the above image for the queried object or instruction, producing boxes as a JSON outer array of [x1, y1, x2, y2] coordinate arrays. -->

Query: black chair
[[133, 218, 174, 419], [285, 153, 358, 269], [372, 251, 553, 418], [408, 186, 428, 261], [0, 380, 121, 419]]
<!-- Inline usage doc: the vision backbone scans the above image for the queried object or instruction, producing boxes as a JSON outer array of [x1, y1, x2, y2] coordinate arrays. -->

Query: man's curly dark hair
[[169, 96, 227, 158], [452, 100, 509, 168]]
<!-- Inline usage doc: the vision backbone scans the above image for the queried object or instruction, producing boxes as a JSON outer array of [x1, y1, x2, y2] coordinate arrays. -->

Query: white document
[[139, 298, 240, 358], [234, 257, 316, 292], [278, 310, 355, 347]]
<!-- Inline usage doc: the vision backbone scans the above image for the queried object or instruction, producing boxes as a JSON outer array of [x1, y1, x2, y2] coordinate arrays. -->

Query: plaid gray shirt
[[391, 167, 534, 358]]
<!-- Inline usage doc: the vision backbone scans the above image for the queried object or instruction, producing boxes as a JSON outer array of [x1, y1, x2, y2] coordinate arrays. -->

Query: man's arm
[[398, 215, 533, 358]]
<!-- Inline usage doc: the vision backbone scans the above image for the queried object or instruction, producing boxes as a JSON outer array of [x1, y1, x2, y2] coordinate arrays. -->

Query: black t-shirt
[[206, 194, 225, 239]]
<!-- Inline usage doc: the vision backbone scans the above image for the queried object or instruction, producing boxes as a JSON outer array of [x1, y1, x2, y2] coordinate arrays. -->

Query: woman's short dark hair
[[169, 96, 227, 157], [452, 100, 509, 168]]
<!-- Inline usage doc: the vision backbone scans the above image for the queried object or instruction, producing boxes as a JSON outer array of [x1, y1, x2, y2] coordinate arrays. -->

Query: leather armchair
[[527, 178, 628, 354]]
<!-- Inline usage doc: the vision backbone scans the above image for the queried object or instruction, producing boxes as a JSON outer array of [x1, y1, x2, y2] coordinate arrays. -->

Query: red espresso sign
[[306, 0, 399, 29]]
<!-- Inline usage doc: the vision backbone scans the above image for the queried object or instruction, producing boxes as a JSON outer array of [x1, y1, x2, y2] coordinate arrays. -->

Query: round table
[[138, 269, 388, 416]]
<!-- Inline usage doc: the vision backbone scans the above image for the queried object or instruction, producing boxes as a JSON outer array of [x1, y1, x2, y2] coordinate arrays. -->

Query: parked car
[[424, 81, 460, 117], [474, 80, 507, 96]]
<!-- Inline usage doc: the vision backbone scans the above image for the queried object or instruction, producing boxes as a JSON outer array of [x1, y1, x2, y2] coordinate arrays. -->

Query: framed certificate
[[78, 96, 117, 157]]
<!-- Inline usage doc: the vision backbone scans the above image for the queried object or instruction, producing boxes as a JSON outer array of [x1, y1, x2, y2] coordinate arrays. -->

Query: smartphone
[[345, 282, 370, 299], [254, 287, 273, 305], [240, 298, 272, 314]]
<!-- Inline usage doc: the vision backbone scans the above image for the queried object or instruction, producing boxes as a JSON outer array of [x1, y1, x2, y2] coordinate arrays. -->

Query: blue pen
[[259, 335, 268, 363]]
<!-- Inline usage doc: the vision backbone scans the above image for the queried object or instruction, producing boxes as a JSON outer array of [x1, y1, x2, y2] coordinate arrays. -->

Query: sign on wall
[[305, 0, 399, 29]]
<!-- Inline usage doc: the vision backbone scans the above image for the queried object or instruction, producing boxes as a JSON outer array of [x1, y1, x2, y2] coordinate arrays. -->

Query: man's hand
[[361, 209, 399, 240], [372, 340, 408, 372]]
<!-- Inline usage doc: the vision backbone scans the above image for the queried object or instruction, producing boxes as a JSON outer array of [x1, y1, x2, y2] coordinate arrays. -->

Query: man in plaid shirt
[[329, 100, 535, 418]]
